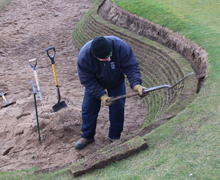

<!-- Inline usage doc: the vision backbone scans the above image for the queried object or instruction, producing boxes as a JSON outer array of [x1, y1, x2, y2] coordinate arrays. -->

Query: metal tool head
[[0, 92, 16, 108], [52, 101, 67, 112], [0, 92, 6, 97], [143, 85, 172, 94], [0, 92, 8, 105], [168, 72, 194, 90]]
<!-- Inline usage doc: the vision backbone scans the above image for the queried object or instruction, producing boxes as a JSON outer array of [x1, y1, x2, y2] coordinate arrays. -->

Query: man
[[75, 36, 146, 149]]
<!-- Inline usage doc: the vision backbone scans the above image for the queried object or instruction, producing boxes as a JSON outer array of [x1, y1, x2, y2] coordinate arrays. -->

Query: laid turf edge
[[70, 136, 148, 178]]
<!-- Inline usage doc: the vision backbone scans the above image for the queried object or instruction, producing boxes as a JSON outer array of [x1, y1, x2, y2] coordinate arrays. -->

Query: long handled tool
[[31, 81, 41, 141], [0, 92, 16, 109], [107, 72, 194, 102], [29, 58, 43, 100], [46, 46, 67, 112]]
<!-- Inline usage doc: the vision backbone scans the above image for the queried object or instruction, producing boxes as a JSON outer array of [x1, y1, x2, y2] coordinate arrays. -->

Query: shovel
[[107, 72, 194, 102], [29, 58, 43, 100], [46, 46, 67, 112], [0, 92, 16, 109]]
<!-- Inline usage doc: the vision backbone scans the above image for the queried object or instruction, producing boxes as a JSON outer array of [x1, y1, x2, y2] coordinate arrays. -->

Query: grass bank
[[0, 0, 10, 11]]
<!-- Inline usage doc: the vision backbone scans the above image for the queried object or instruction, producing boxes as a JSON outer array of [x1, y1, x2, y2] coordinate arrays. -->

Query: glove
[[100, 94, 115, 106], [133, 84, 146, 96]]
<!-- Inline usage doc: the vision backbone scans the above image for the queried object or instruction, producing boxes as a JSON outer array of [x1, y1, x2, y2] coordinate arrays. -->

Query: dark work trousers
[[81, 79, 126, 140]]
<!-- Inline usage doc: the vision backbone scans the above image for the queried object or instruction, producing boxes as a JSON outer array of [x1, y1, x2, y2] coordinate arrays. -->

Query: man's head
[[91, 36, 112, 61]]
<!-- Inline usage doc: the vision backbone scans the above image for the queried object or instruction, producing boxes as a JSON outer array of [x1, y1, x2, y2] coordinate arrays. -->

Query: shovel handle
[[29, 58, 37, 70], [108, 91, 139, 102], [29, 59, 42, 99], [33, 69, 43, 100], [107, 85, 171, 103], [46, 46, 61, 104], [107, 72, 194, 103], [1, 94, 8, 104], [51, 64, 59, 87], [46, 46, 56, 64], [46, 46, 59, 86]]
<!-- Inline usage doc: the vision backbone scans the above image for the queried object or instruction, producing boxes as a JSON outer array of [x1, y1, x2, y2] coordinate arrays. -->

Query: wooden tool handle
[[107, 91, 139, 102], [2, 95, 8, 104], [29, 58, 37, 63]]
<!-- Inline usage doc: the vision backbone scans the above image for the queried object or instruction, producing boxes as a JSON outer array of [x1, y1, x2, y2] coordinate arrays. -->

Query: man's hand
[[100, 94, 115, 106], [133, 84, 146, 96]]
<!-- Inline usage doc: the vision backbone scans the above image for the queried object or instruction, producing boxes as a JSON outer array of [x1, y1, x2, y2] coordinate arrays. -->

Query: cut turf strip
[[70, 136, 148, 178]]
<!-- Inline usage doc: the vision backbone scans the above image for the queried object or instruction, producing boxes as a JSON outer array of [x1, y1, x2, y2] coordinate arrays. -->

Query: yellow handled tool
[[46, 46, 67, 112]]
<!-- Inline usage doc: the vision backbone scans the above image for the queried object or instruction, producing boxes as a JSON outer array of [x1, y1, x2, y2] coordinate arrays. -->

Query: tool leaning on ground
[[0, 92, 16, 109], [29, 58, 43, 100], [107, 72, 194, 103], [31, 81, 41, 141], [46, 46, 67, 112]]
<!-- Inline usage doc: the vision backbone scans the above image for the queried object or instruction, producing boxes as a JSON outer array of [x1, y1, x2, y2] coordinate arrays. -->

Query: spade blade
[[52, 101, 67, 112]]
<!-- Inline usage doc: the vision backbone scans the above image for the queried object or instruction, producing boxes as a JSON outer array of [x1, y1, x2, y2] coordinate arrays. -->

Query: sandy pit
[[0, 0, 147, 172]]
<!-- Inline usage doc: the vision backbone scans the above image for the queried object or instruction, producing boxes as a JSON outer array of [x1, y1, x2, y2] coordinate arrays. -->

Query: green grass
[[1, 0, 220, 179], [0, 0, 10, 11], [0, 168, 73, 180], [113, 0, 189, 32]]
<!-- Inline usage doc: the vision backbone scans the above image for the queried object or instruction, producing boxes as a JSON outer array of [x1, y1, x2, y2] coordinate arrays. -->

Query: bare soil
[[0, 0, 147, 172]]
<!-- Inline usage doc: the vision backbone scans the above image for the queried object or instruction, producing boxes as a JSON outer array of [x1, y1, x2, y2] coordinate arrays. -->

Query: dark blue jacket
[[77, 36, 142, 99]]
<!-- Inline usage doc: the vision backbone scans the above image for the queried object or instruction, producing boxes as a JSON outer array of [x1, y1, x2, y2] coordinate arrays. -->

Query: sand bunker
[[0, 0, 147, 172]]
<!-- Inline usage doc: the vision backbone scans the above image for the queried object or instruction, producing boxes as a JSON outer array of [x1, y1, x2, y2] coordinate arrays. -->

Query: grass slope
[[0, 0, 10, 11], [1, 0, 219, 179]]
